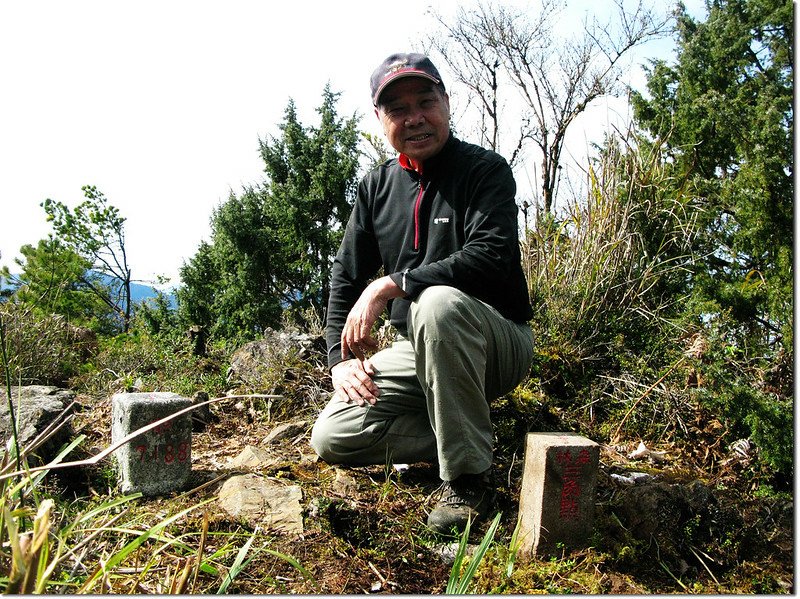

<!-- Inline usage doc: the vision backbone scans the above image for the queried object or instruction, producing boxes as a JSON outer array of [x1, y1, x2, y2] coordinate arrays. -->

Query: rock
[[226, 329, 323, 390], [610, 472, 653, 486], [6, 385, 75, 406], [191, 391, 213, 432], [263, 420, 308, 444], [613, 480, 726, 564], [218, 474, 303, 535], [299, 450, 318, 465], [227, 340, 273, 390], [0, 386, 77, 464], [228, 446, 280, 470], [332, 468, 359, 497], [433, 542, 474, 565]]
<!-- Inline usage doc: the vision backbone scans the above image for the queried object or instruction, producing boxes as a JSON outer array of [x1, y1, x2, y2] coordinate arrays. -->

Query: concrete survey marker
[[517, 432, 599, 556], [111, 392, 193, 496]]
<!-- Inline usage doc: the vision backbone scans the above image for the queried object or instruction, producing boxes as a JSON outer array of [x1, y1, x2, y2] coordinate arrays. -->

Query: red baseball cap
[[370, 53, 444, 106]]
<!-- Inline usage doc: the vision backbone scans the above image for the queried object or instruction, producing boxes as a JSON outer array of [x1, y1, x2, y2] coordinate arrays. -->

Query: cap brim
[[373, 71, 440, 105]]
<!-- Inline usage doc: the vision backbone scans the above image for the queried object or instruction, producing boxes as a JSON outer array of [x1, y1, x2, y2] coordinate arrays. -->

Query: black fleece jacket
[[326, 134, 533, 368]]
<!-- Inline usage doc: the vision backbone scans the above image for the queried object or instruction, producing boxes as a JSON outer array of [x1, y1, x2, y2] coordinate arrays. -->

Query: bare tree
[[426, 4, 505, 156], [42, 186, 133, 332], [426, 0, 670, 214]]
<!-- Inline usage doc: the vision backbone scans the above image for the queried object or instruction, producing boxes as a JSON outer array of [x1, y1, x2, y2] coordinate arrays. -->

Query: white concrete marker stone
[[111, 392, 193, 496], [517, 432, 599, 556]]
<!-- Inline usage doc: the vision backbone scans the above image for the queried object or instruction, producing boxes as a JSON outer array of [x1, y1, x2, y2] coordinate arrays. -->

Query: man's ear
[[375, 107, 390, 137]]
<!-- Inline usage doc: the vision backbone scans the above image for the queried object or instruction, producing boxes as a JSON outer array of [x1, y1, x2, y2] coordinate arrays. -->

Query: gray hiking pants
[[310, 285, 534, 481]]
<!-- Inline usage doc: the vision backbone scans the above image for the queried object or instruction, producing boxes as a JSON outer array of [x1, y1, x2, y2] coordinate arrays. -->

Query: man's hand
[[341, 275, 405, 362], [331, 358, 380, 406]]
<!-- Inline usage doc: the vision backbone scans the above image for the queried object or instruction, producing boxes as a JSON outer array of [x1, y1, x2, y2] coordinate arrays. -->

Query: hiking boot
[[426, 469, 496, 535]]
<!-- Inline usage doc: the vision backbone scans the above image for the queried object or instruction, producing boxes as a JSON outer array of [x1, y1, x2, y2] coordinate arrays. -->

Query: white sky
[[0, 0, 706, 286]]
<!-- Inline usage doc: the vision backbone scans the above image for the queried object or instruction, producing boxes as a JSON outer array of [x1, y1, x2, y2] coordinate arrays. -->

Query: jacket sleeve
[[388, 156, 520, 301], [325, 182, 383, 369]]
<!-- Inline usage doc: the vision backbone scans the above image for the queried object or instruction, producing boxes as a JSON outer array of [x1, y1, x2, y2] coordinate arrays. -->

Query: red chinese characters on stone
[[556, 448, 591, 520], [134, 419, 188, 464], [134, 442, 189, 464], [153, 421, 172, 434]]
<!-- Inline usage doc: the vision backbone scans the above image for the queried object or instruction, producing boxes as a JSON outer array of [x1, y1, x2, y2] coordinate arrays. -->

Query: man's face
[[375, 77, 450, 164]]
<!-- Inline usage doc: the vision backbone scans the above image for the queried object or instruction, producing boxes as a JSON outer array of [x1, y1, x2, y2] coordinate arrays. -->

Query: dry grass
[[0, 303, 94, 386], [523, 135, 698, 363]]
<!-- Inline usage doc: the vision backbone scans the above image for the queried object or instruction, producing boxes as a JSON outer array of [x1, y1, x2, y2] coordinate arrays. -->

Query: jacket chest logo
[[433, 217, 450, 225]]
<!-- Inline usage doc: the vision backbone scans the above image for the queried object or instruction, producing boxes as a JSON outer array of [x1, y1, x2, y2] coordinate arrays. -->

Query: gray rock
[[610, 471, 653, 486], [613, 479, 729, 565], [0, 386, 77, 464], [226, 330, 323, 390], [263, 420, 308, 444], [332, 468, 359, 497], [228, 446, 280, 470], [191, 391, 213, 432], [433, 542, 475, 565], [218, 474, 303, 535]]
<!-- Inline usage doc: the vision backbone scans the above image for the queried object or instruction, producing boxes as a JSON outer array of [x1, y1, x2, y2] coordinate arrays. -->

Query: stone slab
[[517, 432, 599, 556], [218, 474, 304, 535], [111, 392, 192, 496], [0, 386, 76, 464]]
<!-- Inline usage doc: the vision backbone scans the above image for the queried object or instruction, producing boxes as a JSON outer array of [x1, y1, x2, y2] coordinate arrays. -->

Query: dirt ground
[[67, 391, 793, 594]]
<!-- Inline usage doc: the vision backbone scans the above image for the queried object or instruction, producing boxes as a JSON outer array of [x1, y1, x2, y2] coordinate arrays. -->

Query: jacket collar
[[398, 132, 456, 178]]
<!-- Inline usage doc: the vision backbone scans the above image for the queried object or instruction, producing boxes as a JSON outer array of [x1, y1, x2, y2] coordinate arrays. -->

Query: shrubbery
[[517, 131, 792, 487], [0, 302, 94, 386]]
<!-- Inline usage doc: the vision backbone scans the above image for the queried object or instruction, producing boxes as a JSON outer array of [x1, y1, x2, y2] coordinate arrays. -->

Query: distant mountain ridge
[[115, 276, 178, 309], [1, 272, 177, 307], [129, 280, 176, 304]]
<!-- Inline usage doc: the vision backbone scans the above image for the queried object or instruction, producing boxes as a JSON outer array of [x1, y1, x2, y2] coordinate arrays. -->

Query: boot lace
[[432, 479, 484, 508]]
